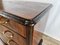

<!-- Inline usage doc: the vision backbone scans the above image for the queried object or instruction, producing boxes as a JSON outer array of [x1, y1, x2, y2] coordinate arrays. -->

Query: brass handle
[[7, 40, 18, 45], [0, 16, 9, 24], [3, 30, 14, 38]]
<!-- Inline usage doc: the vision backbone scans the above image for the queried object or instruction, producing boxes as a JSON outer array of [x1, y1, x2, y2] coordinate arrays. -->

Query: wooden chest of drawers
[[0, 1, 52, 45]]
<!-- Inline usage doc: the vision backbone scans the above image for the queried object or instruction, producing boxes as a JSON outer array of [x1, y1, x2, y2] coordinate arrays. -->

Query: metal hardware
[[7, 40, 18, 45], [3, 30, 14, 38], [0, 16, 9, 24], [25, 20, 29, 25], [30, 24, 34, 26]]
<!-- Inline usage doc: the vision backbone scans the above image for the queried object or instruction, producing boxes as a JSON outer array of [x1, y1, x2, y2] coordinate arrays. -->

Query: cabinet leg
[[38, 39, 43, 45]]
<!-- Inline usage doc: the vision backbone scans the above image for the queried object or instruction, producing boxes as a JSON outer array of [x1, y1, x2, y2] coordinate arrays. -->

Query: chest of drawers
[[0, 1, 52, 45]]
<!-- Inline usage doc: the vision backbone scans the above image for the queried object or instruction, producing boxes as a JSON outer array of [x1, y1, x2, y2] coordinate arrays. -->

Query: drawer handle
[[3, 30, 14, 38], [7, 40, 18, 45], [0, 16, 9, 24]]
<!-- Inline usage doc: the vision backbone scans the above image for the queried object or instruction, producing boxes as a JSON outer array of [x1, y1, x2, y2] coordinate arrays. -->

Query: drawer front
[[0, 16, 26, 37], [0, 25, 26, 45], [11, 30, 26, 45], [8, 20, 26, 37]]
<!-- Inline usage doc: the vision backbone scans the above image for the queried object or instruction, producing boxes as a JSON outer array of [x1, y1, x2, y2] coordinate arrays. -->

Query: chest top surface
[[3, 1, 50, 20], [0, 1, 52, 25]]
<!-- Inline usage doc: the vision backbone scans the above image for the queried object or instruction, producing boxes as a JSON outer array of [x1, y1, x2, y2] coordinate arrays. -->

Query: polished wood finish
[[0, 16, 26, 38], [0, 16, 34, 45], [0, 24, 42, 45], [0, 1, 52, 45], [3, 1, 50, 20], [10, 30, 26, 45], [26, 26, 34, 45], [4, 20, 26, 38], [0, 25, 26, 45]]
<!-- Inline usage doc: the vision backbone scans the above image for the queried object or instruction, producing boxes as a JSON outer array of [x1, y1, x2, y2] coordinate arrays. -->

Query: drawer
[[10, 30, 26, 45], [0, 16, 26, 37], [0, 25, 26, 45], [8, 20, 26, 37]]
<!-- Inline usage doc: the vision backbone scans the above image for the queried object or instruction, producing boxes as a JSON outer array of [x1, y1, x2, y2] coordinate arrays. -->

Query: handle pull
[[7, 40, 19, 45], [0, 16, 9, 24], [3, 30, 14, 38]]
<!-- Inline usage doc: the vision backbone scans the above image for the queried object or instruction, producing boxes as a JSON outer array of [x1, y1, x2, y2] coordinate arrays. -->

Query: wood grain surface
[[3, 1, 50, 20]]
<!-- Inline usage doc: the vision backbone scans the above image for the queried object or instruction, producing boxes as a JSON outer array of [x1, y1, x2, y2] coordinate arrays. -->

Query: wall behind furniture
[[3, 0, 60, 41]]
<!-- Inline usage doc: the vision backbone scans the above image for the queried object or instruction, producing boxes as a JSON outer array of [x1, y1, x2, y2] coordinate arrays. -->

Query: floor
[[33, 30, 60, 45], [33, 30, 42, 45]]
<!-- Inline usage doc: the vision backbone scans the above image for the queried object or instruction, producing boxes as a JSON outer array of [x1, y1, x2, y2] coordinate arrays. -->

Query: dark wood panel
[[11, 30, 26, 45], [0, 21, 43, 45], [8, 20, 26, 37], [0, 16, 43, 45], [0, 16, 26, 37], [3, 1, 50, 20], [0, 24, 26, 45]]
